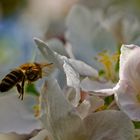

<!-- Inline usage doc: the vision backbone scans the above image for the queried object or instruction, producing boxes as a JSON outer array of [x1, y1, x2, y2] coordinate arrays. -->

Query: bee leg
[[20, 76, 25, 100], [16, 76, 25, 100], [16, 84, 22, 99]]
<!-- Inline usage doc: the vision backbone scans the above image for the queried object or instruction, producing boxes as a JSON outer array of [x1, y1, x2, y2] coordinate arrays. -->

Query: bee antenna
[[41, 63, 53, 68]]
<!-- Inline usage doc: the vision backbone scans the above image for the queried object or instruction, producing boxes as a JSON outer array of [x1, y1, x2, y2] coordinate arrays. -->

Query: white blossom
[[38, 76, 134, 140], [34, 38, 98, 106], [80, 44, 140, 121]]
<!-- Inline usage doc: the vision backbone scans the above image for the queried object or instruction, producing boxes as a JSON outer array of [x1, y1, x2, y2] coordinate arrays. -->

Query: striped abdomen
[[0, 69, 24, 92]]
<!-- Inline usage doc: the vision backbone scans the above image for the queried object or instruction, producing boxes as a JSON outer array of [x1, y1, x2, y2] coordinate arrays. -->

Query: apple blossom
[[80, 44, 140, 121], [38, 76, 135, 140], [34, 38, 98, 106]]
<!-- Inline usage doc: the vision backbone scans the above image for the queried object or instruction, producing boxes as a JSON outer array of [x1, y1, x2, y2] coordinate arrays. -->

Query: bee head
[[25, 63, 42, 82], [20, 62, 53, 82]]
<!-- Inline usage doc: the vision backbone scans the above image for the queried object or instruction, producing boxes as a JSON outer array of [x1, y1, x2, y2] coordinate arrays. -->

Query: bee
[[0, 62, 53, 100]]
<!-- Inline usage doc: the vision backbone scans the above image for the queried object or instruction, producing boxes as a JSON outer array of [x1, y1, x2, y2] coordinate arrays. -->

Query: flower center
[[97, 51, 119, 82]]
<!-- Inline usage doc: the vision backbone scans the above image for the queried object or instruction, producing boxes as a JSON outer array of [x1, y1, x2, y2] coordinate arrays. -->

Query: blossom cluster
[[1, 3, 140, 140], [32, 38, 138, 140]]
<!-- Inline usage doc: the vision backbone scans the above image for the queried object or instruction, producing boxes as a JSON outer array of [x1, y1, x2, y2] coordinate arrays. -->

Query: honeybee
[[0, 62, 53, 100]]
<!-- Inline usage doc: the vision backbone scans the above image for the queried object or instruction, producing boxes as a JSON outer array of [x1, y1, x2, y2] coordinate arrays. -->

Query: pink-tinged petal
[[84, 110, 135, 140], [80, 90, 89, 102], [114, 80, 140, 121], [80, 77, 114, 96], [40, 77, 87, 140], [68, 59, 99, 78], [119, 45, 140, 95], [119, 44, 140, 80], [77, 95, 104, 119], [0, 94, 42, 134]]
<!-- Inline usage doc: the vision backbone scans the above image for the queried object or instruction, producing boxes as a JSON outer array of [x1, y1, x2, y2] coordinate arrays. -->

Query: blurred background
[[0, 0, 140, 76], [0, 0, 78, 75], [0, 1, 140, 139]]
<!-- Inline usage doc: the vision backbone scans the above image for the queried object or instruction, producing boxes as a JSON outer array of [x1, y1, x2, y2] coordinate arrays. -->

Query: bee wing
[[40, 63, 53, 68], [42, 64, 55, 77], [29, 47, 38, 63], [42, 71, 48, 77]]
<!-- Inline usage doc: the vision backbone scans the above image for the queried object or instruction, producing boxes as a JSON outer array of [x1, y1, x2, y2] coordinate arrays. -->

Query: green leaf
[[104, 95, 114, 105], [115, 45, 121, 72], [133, 121, 140, 129], [25, 84, 40, 96], [98, 69, 105, 76]]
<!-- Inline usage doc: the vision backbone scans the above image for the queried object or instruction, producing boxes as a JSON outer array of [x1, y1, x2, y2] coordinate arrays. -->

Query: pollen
[[136, 94, 140, 103], [95, 105, 107, 112], [33, 105, 41, 118], [33, 96, 42, 118], [97, 51, 119, 82]]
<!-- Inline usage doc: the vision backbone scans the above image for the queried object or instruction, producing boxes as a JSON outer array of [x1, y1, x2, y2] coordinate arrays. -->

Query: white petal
[[63, 61, 80, 88], [68, 59, 99, 78], [66, 5, 92, 43], [65, 87, 80, 107], [63, 61, 81, 106], [89, 88, 114, 96], [81, 77, 114, 91], [40, 77, 87, 140], [77, 95, 104, 119], [87, 95, 104, 113], [29, 129, 49, 140], [34, 38, 63, 69], [80, 77, 114, 96], [114, 80, 140, 121], [84, 110, 135, 140], [72, 88, 81, 107], [0, 133, 32, 140], [47, 38, 68, 56], [65, 42, 75, 59], [77, 100, 91, 119], [66, 5, 117, 69], [0, 94, 41, 134]]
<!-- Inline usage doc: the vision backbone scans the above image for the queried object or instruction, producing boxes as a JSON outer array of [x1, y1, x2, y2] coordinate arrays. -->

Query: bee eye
[[26, 67, 32, 73], [26, 69, 40, 81], [29, 74, 37, 80]]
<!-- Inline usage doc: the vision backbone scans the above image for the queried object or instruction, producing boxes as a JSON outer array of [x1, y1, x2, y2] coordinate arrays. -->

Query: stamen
[[33, 104, 41, 118], [33, 96, 42, 118], [97, 51, 119, 82], [136, 94, 140, 103]]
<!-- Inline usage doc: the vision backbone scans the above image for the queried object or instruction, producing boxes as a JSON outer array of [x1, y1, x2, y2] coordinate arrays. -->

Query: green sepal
[[25, 83, 40, 96]]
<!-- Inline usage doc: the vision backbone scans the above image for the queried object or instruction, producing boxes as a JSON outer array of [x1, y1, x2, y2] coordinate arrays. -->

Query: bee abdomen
[[0, 69, 24, 92]]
